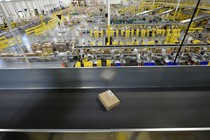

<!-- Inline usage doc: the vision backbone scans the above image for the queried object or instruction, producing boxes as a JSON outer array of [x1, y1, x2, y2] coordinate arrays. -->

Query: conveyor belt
[[0, 88, 210, 131]]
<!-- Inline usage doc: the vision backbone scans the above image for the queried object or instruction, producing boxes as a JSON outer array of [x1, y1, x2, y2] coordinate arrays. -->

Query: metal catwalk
[[0, 88, 210, 131]]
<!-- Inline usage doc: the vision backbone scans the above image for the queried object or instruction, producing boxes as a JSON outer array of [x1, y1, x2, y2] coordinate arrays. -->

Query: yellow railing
[[25, 24, 43, 35], [189, 28, 204, 33], [34, 26, 48, 36], [0, 36, 22, 51]]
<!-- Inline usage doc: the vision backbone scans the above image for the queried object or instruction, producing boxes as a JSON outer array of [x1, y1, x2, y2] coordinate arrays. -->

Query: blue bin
[[200, 62, 208, 65], [115, 63, 121, 66], [144, 62, 155, 66], [167, 62, 178, 65]]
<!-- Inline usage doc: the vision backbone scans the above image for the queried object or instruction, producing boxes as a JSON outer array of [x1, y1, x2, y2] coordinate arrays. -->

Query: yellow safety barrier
[[97, 60, 102, 67], [0, 36, 7, 41], [84, 61, 93, 67], [132, 41, 139, 45], [113, 42, 118, 45], [35, 26, 48, 36], [141, 41, 146, 45], [94, 30, 99, 38], [170, 35, 179, 44], [106, 30, 114, 37], [189, 28, 204, 32], [141, 29, 146, 37], [47, 19, 58, 30], [148, 41, 155, 45], [136, 29, 139, 37], [147, 29, 150, 37], [166, 34, 171, 42], [75, 62, 81, 67], [166, 29, 171, 36], [0, 36, 21, 51], [161, 29, 166, 36], [110, 30, 114, 36], [116, 30, 119, 37], [131, 29, 134, 37], [90, 42, 95, 46], [99, 30, 103, 37], [25, 24, 43, 35], [121, 30, 125, 37], [125, 30, 130, 38], [193, 40, 201, 44], [152, 28, 156, 37], [106, 60, 112, 67], [156, 29, 162, 35]]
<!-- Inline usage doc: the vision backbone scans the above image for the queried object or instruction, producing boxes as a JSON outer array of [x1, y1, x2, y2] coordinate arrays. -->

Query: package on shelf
[[166, 48, 172, 53], [0, 53, 15, 57], [156, 48, 162, 53], [47, 47, 53, 54], [32, 43, 42, 51], [25, 53, 37, 56], [54, 42, 68, 52], [35, 51, 43, 56], [13, 54, 23, 57]]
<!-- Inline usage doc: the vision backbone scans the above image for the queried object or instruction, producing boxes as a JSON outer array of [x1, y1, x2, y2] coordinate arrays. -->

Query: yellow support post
[[166, 29, 171, 36], [94, 30, 99, 38], [141, 29, 146, 37], [147, 29, 150, 37], [152, 28, 156, 37], [177, 8, 182, 17], [90, 30, 93, 38], [157, 29, 161, 35], [166, 34, 171, 42], [39, 15, 45, 26], [136, 29, 139, 37], [131, 29, 134, 37], [125, 30, 130, 38], [121, 30, 125, 37], [107, 25, 111, 45], [116, 30, 119, 37]]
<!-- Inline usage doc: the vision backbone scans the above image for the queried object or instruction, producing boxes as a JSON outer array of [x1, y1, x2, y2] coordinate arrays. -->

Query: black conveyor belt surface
[[0, 88, 210, 129]]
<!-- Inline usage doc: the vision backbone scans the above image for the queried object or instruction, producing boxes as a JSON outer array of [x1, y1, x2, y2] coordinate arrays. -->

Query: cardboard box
[[99, 90, 120, 111]]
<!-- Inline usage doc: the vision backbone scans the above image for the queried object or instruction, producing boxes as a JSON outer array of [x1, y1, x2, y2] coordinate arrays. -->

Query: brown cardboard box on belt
[[99, 90, 120, 111]]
